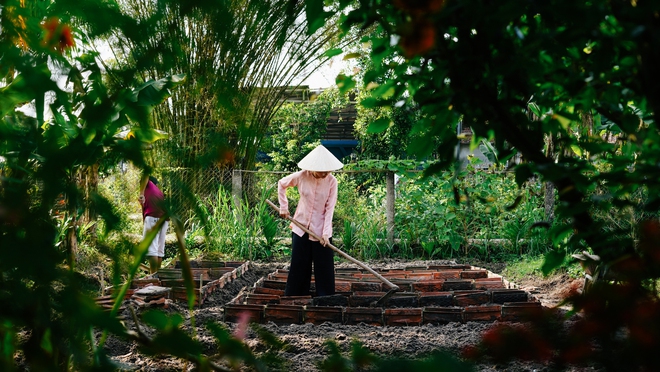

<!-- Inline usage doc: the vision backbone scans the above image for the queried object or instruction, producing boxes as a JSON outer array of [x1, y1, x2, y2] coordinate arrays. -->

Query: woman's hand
[[138, 194, 145, 204], [320, 235, 330, 247], [279, 211, 290, 219]]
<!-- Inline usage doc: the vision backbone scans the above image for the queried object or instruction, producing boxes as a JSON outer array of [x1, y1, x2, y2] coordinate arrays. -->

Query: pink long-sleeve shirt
[[277, 170, 338, 241]]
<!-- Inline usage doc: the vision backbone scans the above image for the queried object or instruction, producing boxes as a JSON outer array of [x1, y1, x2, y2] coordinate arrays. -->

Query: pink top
[[277, 170, 338, 241], [142, 180, 165, 220]]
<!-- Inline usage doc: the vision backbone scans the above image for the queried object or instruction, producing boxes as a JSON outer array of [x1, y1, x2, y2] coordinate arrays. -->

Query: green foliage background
[[4, 0, 660, 370]]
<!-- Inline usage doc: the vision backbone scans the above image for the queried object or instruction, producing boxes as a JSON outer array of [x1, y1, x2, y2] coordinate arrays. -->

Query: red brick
[[263, 280, 287, 290], [407, 272, 435, 281], [253, 287, 285, 296], [453, 290, 490, 306], [351, 281, 383, 292], [350, 292, 386, 307], [304, 306, 343, 324], [384, 308, 423, 326], [246, 294, 280, 305], [491, 289, 528, 304], [334, 281, 351, 292], [157, 268, 182, 279], [224, 304, 264, 323], [382, 272, 407, 279], [419, 292, 453, 307], [389, 280, 413, 292], [434, 270, 462, 279], [460, 269, 488, 279], [269, 272, 289, 280], [190, 268, 211, 281], [280, 296, 312, 305], [313, 294, 350, 307], [500, 302, 543, 321], [344, 307, 383, 326], [442, 279, 474, 291], [463, 305, 501, 321], [412, 280, 446, 292], [264, 304, 303, 324], [422, 307, 463, 324], [473, 277, 504, 290], [386, 293, 419, 307]]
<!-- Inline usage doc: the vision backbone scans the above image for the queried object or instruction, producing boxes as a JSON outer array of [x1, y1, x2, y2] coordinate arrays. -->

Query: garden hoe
[[266, 199, 399, 306]]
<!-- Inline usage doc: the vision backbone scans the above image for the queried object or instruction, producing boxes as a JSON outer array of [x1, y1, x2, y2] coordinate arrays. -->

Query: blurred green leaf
[[40, 328, 52, 354], [542, 249, 566, 276], [336, 74, 356, 94], [514, 164, 533, 187], [324, 48, 343, 57], [305, 0, 330, 34], [142, 310, 183, 330], [367, 118, 391, 133]]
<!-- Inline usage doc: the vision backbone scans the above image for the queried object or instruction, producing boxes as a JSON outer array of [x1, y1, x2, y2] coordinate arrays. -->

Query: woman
[[277, 145, 343, 297], [139, 175, 169, 273]]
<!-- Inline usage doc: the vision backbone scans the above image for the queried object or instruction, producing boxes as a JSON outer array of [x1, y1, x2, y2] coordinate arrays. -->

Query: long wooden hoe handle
[[266, 199, 399, 291]]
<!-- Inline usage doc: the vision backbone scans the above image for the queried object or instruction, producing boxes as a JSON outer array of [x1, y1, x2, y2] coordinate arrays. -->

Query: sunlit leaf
[[528, 102, 542, 117], [40, 328, 52, 354], [367, 118, 391, 133], [570, 144, 582, 157], [552, 114, 571, 129], [324, 48, 343, 57]]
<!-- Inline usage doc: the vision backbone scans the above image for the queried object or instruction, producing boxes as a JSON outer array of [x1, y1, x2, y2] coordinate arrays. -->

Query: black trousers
[[284, 232, 335, 297]]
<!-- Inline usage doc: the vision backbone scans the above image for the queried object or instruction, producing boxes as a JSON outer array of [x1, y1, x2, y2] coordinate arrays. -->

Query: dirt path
[[105, 260, 588, 371]]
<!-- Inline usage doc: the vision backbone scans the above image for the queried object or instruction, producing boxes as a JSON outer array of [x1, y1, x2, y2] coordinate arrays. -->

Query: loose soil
[[105, 259, 591, 371]]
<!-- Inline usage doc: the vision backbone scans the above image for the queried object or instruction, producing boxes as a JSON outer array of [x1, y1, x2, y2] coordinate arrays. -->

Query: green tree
[[262, 87, 349, 171], [106, 0, 346, 174], [353, 90, 421, 160], [307, 0, 660, 369], [0, 1, 276, 370]]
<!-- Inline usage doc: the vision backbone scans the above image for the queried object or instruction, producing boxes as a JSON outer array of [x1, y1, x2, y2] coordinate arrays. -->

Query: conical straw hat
[[298, 145, 344, 171]]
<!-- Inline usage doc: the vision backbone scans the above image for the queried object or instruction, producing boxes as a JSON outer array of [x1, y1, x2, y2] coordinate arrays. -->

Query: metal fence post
[[386, 171, 395, 245], [232, 169, 242, 208]]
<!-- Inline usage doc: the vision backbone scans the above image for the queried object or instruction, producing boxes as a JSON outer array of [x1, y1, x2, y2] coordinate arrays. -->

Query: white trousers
[[143, 216, 169, 257]]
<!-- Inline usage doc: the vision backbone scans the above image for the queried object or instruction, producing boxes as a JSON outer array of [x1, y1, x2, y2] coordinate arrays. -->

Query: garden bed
[[224, 264, 542, 326], [103, 260, 589, 372]]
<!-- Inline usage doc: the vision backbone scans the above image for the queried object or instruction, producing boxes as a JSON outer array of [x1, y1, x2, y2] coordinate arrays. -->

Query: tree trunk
[[81, 163, 99, 237], [544, 181, 555, 222], [65, 176, 78, 269]]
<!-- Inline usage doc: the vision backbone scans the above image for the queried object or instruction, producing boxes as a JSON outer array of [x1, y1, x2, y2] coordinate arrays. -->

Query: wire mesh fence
[[154, 167, 287, 220]]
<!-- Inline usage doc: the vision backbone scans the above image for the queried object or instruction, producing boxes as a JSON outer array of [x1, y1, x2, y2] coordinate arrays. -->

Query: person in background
[[277, 145, 343, 297], [139, 174, 169, 273]]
